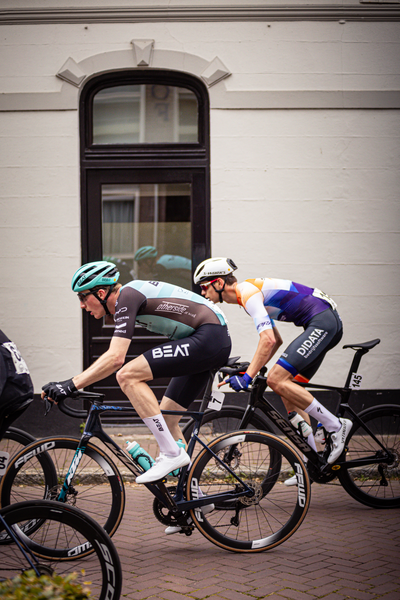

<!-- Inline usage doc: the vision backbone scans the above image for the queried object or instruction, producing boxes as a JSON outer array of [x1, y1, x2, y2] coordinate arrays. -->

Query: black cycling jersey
[[0, 330, 33, 408]]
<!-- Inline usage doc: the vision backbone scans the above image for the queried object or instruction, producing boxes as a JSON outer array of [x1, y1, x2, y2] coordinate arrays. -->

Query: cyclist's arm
[[247, 327, 282, 379], [238, 288, 283, 379], [72, 336, 131, 390]]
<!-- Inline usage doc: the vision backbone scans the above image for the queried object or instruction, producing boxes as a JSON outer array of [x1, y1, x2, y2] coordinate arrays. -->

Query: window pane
[[102, 183, 192, 289], [93, 85, 198, 144]]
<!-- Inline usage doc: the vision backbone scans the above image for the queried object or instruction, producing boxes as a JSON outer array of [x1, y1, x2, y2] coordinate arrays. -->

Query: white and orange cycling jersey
[[235, 278, 337, 334]]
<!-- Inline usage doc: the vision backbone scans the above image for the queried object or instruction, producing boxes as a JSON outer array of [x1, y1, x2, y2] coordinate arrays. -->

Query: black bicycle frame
[[57, 400, 255, 515], [237, 373, 394, 473]]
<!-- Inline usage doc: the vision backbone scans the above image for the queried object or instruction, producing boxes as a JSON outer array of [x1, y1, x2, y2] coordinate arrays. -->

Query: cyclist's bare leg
[[116, 355, 159, 415], [268, 364, 341, 433], [160, 396, 186, 442], [116, 356, 181, 456]]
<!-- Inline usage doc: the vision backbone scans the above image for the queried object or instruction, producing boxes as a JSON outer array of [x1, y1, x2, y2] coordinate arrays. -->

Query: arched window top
[[93, 83, 198, 145]]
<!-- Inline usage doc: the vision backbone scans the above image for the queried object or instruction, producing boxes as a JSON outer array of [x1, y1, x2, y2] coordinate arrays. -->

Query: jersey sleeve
[[112, 286, 147, 340], [236, 281, 274, 334]]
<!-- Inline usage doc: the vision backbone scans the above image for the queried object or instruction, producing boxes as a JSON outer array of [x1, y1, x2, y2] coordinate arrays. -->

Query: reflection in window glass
[[93, 85, 198, 144], [102, 183, 192, 289]]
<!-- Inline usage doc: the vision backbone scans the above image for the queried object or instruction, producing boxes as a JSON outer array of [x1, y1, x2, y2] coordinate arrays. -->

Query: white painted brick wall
[[0, 16, 399, 391], [0, 111, 82, 389]]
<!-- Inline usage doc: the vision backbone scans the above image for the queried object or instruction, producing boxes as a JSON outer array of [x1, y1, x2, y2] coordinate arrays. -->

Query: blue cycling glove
[[227, 373, 253, 392]]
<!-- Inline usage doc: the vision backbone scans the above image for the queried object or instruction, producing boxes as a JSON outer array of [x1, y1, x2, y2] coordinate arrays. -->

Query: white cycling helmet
[[193, 257, 237, 285]]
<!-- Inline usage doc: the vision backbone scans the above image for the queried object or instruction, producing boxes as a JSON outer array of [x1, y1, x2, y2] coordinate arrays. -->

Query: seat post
[[198, 370, 217, 411], [344, 348, 369, 388]]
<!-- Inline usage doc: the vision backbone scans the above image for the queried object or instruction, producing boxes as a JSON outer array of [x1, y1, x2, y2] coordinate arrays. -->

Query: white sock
[[304, 399, 341, 433], [143, 414, 180, 457]]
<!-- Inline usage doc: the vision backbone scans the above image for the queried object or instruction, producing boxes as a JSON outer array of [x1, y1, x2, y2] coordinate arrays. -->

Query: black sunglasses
[[77, 291, 94, 302]]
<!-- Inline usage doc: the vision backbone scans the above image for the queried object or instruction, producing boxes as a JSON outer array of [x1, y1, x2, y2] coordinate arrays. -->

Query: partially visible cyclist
[[134, 246, 191, 287], [41, 261, 231, 484], [0, 330, 34, 441], [194, 258, 352, 479]]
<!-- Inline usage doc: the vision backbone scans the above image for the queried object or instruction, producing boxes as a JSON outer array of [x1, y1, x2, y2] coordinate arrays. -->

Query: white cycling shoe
[[284, 474, 298, 487], [165, 503, 215, 535], [136, 448, 190, 484], [327, 418, 353, 464]]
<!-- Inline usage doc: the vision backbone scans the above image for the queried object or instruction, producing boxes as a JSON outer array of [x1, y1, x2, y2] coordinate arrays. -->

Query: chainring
[[152, 486, 190, 527]]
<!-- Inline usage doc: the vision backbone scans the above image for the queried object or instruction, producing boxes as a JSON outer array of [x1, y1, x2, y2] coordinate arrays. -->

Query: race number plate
[[207, 391, 225, 411], [0, 451, 10, 476], [349, 373, 363, 389]]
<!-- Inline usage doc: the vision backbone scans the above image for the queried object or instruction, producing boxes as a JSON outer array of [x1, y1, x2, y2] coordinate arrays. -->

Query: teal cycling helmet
[[72, 261, 120, 316], [134, 246, 158, 262], [72, 261, 120, 292]]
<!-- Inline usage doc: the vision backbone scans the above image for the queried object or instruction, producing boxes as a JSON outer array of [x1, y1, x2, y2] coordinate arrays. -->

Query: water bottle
[[314, 422, 326, 444], [170, 439, 186, 477], [126, 441, 155, 471], [288, 411, 313, 438], [126, 439, 186, 476]]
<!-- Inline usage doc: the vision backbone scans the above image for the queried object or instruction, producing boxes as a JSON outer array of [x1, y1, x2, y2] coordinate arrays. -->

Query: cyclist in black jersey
[[0, 330, 34, 441], [41, 261, 231, 484], [194, 258, 353, 471]]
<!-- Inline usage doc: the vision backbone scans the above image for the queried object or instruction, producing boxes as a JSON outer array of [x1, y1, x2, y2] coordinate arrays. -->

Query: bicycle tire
[[0, 426, 35, 454], [338, 404, 400, 508], [0, 427, 36, 485], [0, 437, 125, 537], [0, 499, 121, 600], [182, 405, 273, 456], [186, 430, 310, 553]]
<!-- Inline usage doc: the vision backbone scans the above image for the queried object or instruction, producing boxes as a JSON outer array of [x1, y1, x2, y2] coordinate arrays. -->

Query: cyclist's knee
[[116, 363, 141, 389]]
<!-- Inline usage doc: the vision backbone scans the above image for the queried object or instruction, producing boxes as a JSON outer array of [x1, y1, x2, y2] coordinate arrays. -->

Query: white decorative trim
[[1, 6, 399, 24], [201, 57, 231, 88], [131, 39, 154, 67], [57, 57, 87, 87], [0, 46, 399, 111]]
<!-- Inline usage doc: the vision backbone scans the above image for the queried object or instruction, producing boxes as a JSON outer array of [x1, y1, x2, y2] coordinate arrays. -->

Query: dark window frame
[[80, 69, 210, 163]]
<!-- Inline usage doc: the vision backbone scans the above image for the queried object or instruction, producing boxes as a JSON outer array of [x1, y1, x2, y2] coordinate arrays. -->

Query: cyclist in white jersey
[[194, 258, 352, 468], [41, 261, 231, 484]]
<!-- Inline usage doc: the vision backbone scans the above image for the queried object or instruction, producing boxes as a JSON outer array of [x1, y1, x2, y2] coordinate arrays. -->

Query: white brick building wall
[[0, 4, 399, 391]]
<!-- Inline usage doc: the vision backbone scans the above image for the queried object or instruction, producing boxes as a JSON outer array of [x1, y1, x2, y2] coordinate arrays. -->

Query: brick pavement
[[104, 429, 400, 600]]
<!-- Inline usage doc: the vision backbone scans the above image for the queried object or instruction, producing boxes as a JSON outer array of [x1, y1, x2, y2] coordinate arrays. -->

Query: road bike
[[182, 339, 400, 509], [0, 499, 122, 600], [0, 379, 311, 553]]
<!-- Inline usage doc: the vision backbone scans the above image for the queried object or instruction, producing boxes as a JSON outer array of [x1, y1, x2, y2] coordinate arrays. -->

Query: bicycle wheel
[[0, 500, 121, 600], [0, 427, 35, 457], [0, 437, 125, 537], [0, 427, 36, 486], [338, 404, 400, 508], [182, 406, 273, 459], [186, 430, 310, 553]]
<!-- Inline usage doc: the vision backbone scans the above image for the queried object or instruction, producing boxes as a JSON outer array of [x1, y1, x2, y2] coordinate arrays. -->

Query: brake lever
[[43, 395, 55, 416]]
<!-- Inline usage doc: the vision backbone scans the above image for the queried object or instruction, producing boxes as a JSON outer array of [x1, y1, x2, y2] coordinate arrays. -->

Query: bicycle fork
[[57, 445, 87, 502]]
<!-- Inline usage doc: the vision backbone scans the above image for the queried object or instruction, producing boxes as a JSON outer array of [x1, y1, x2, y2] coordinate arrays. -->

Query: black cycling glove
[[42, 378, 77, 403]]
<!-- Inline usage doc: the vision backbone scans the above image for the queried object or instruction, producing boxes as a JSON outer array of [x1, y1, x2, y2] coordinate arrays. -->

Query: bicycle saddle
[[343, 339, 380, 351]]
